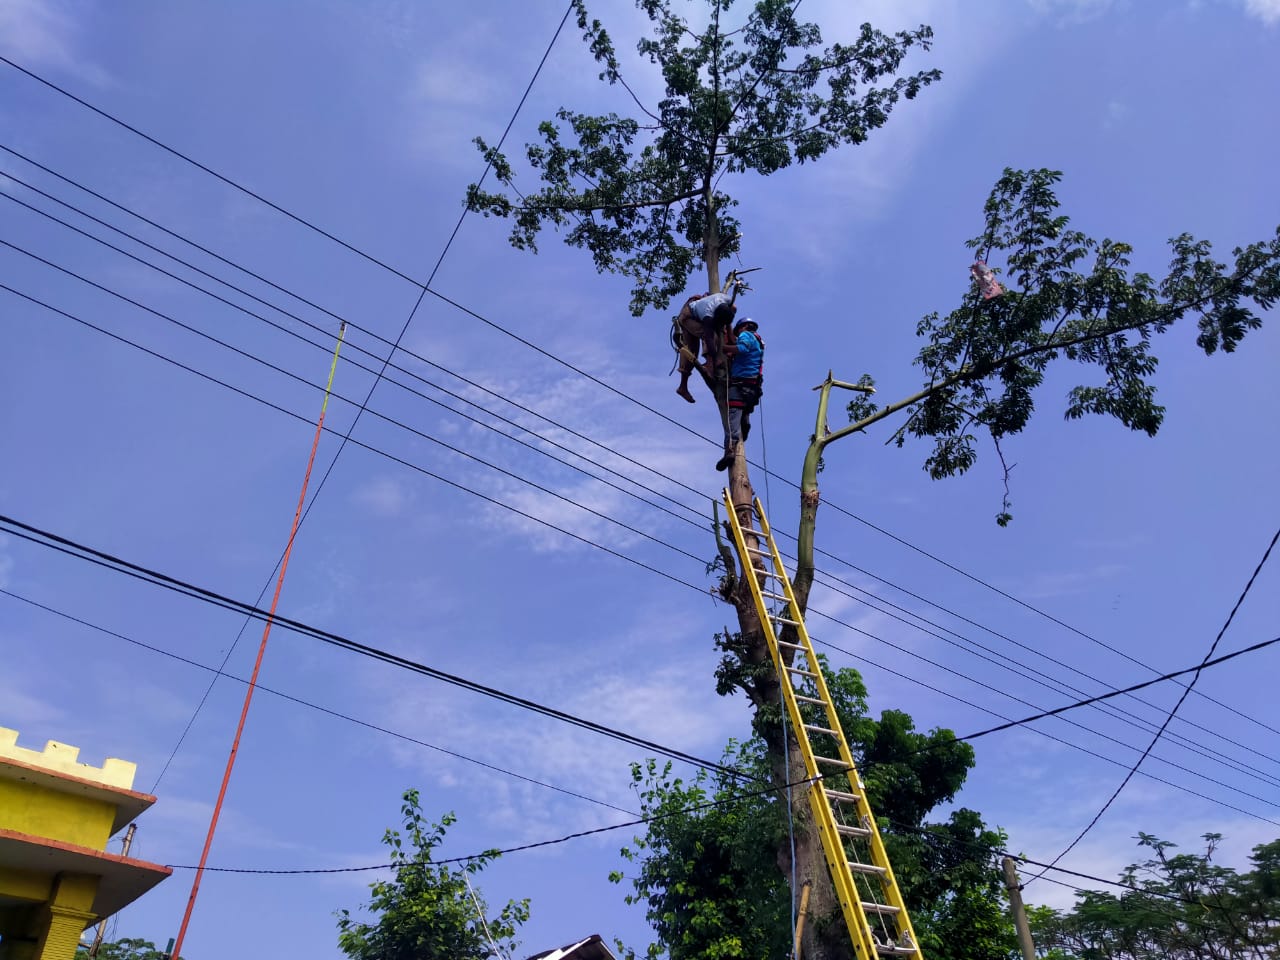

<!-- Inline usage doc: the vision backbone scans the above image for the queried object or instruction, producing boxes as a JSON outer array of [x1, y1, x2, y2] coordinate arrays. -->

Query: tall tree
[[610, 663, 1017, 960], [336, 789, 529, 960], [468, 3, 1280, 957]]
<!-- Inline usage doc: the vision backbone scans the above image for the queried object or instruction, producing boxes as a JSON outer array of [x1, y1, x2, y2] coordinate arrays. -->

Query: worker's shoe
[[715, 450, 734, 471]]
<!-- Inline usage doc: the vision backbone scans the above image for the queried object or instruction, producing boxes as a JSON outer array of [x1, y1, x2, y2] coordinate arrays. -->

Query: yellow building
[[0, 728, 170, 960]]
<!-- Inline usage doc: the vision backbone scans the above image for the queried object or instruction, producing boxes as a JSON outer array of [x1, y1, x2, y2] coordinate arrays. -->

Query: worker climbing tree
[[467, 2, 1280, 958]]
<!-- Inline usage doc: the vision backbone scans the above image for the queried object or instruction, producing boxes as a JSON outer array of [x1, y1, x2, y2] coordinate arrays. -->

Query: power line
[[4, 508, 1279, 824], [1029, 525, 1280, 884], [4, 141, 1271, 763], [0, 586, 636, 817], [0, 518, 757, 798], [6, 182, 1276, 788], [6, 580, 1254, 918], [12, 268, 1278, 811], [8, 277, 1277, 824], [10, 53, 1260, 747], [144, 0, 578, 802], [804, 618, 1280, 825]]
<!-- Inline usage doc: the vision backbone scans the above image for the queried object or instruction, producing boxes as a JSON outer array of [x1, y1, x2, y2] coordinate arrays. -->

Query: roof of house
[[525, 933, 617, 960]]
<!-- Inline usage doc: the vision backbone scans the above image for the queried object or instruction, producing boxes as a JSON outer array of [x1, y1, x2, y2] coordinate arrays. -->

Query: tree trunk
[[704, 185, 721, 294]]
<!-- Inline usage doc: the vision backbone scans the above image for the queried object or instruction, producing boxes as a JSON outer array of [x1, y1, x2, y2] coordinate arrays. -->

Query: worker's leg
[[676, 311, 702, 403], [718, 386, 744, 471]]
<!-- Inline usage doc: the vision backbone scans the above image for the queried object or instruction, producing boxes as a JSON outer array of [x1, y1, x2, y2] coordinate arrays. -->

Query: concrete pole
[[88, 824, 136, 957], [1002, 856, 1037, 960]]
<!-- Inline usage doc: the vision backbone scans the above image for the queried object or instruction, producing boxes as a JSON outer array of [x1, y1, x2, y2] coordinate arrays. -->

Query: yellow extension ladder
[[722, 491, 922, 959]]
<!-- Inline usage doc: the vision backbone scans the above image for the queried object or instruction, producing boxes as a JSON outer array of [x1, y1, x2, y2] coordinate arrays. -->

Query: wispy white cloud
[[352, 475, 414, 517], [0, 0, 108, 85], [1026, 0, 1117, 25], [1242, 0, 1280, 24]]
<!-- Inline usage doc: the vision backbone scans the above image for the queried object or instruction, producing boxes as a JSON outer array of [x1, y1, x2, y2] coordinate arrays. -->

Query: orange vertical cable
[[170, 323, 347, 959]]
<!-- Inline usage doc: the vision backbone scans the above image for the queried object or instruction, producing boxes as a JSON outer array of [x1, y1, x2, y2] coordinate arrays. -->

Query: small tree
[[336, 789, 529, 960], [1029, 832, 1280, 959], [469, 4, 1279, 957], [75, 939, 172, 960]]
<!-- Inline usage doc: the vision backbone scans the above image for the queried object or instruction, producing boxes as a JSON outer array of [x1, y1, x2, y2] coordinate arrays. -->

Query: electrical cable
[[3, 58, 1272, 747], [1027, 525, 1280, 885], [13, 266, 1274, 810], [0, 586, 636, 817], [3, 507, 1279, 828], [147, 1, 576, 795], [8, 283, 1277, 827], [0, 513, 755, 786], [6, 204, 1271, 792], [6, 582, 1248, 923], [0, 239, 709, 570], [4, 145, 1270, 763], [12, 187, 1273, 797]]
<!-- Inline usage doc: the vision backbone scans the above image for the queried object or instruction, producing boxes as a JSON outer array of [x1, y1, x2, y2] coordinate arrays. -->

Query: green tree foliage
[[611, 663, 1018, 960], [75, 939, 171, 960], [1029, 832, 1280, 958], [468, 0, 940, 311], [864, 168, 1280, 524], [336, 789, 529, 960]]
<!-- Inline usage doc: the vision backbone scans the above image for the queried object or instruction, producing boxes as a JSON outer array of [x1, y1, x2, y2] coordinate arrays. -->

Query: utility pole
[[88, 823, 136, 957], [1002, 856, 1037, 960]]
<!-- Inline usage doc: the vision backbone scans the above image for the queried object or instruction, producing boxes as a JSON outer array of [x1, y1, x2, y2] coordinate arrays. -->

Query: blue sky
[[1, 0, 1278, 957]]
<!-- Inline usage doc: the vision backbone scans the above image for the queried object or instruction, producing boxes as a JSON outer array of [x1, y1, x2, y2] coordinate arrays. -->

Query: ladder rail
[[721, 489, 923, 959]]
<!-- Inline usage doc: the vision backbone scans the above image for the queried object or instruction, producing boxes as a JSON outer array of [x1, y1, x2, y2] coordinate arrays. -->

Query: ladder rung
[[849, 862, 888, 877], [824, 789, 860, 804], [814, 756, 851, 767], [804, 724, 839, 736], [795, 694, 825, 705], [771, 615, 800, 626], [746, 546, 769, 556], [787, 666, 818, 678], [760, 569, 783, 579], [836, 824, 871, 838], [777, 640, 804, 651], [875, 945, 918, 957], [761, 590, 789, 601], [861, 902, 901, 916]]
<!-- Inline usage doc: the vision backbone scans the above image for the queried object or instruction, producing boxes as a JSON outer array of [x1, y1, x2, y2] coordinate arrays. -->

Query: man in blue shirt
[[716, 318, 765, 471], [674, 291, 737, 403]]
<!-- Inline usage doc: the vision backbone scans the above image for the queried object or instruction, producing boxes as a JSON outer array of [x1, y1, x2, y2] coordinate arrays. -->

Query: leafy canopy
[[75, 939, 173, 960], [1030, 832, 1280, 959], [610, 664, 1017, 960], [848, 168, 1280, 524], [468, 0, 940, 313], [336, 789, 529, 960]]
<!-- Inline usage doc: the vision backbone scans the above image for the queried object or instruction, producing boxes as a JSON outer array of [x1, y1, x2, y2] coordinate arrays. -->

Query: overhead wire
[[9, 269, 1277, 813], [7, 278, 1277, 821], [5, 189, 1275, 792], [3, 144, 1271, 772], [2, 5, 579, 794], [1, 585, 634, 816], [1027, 525, 1280, 885], [6, 579, 1256, 924], [6, 56, 1266, 746], [3, 508, 1279, 829]]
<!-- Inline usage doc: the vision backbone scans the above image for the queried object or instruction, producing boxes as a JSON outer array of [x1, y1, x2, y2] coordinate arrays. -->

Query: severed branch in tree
[[786, 167, 1279, 607]]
